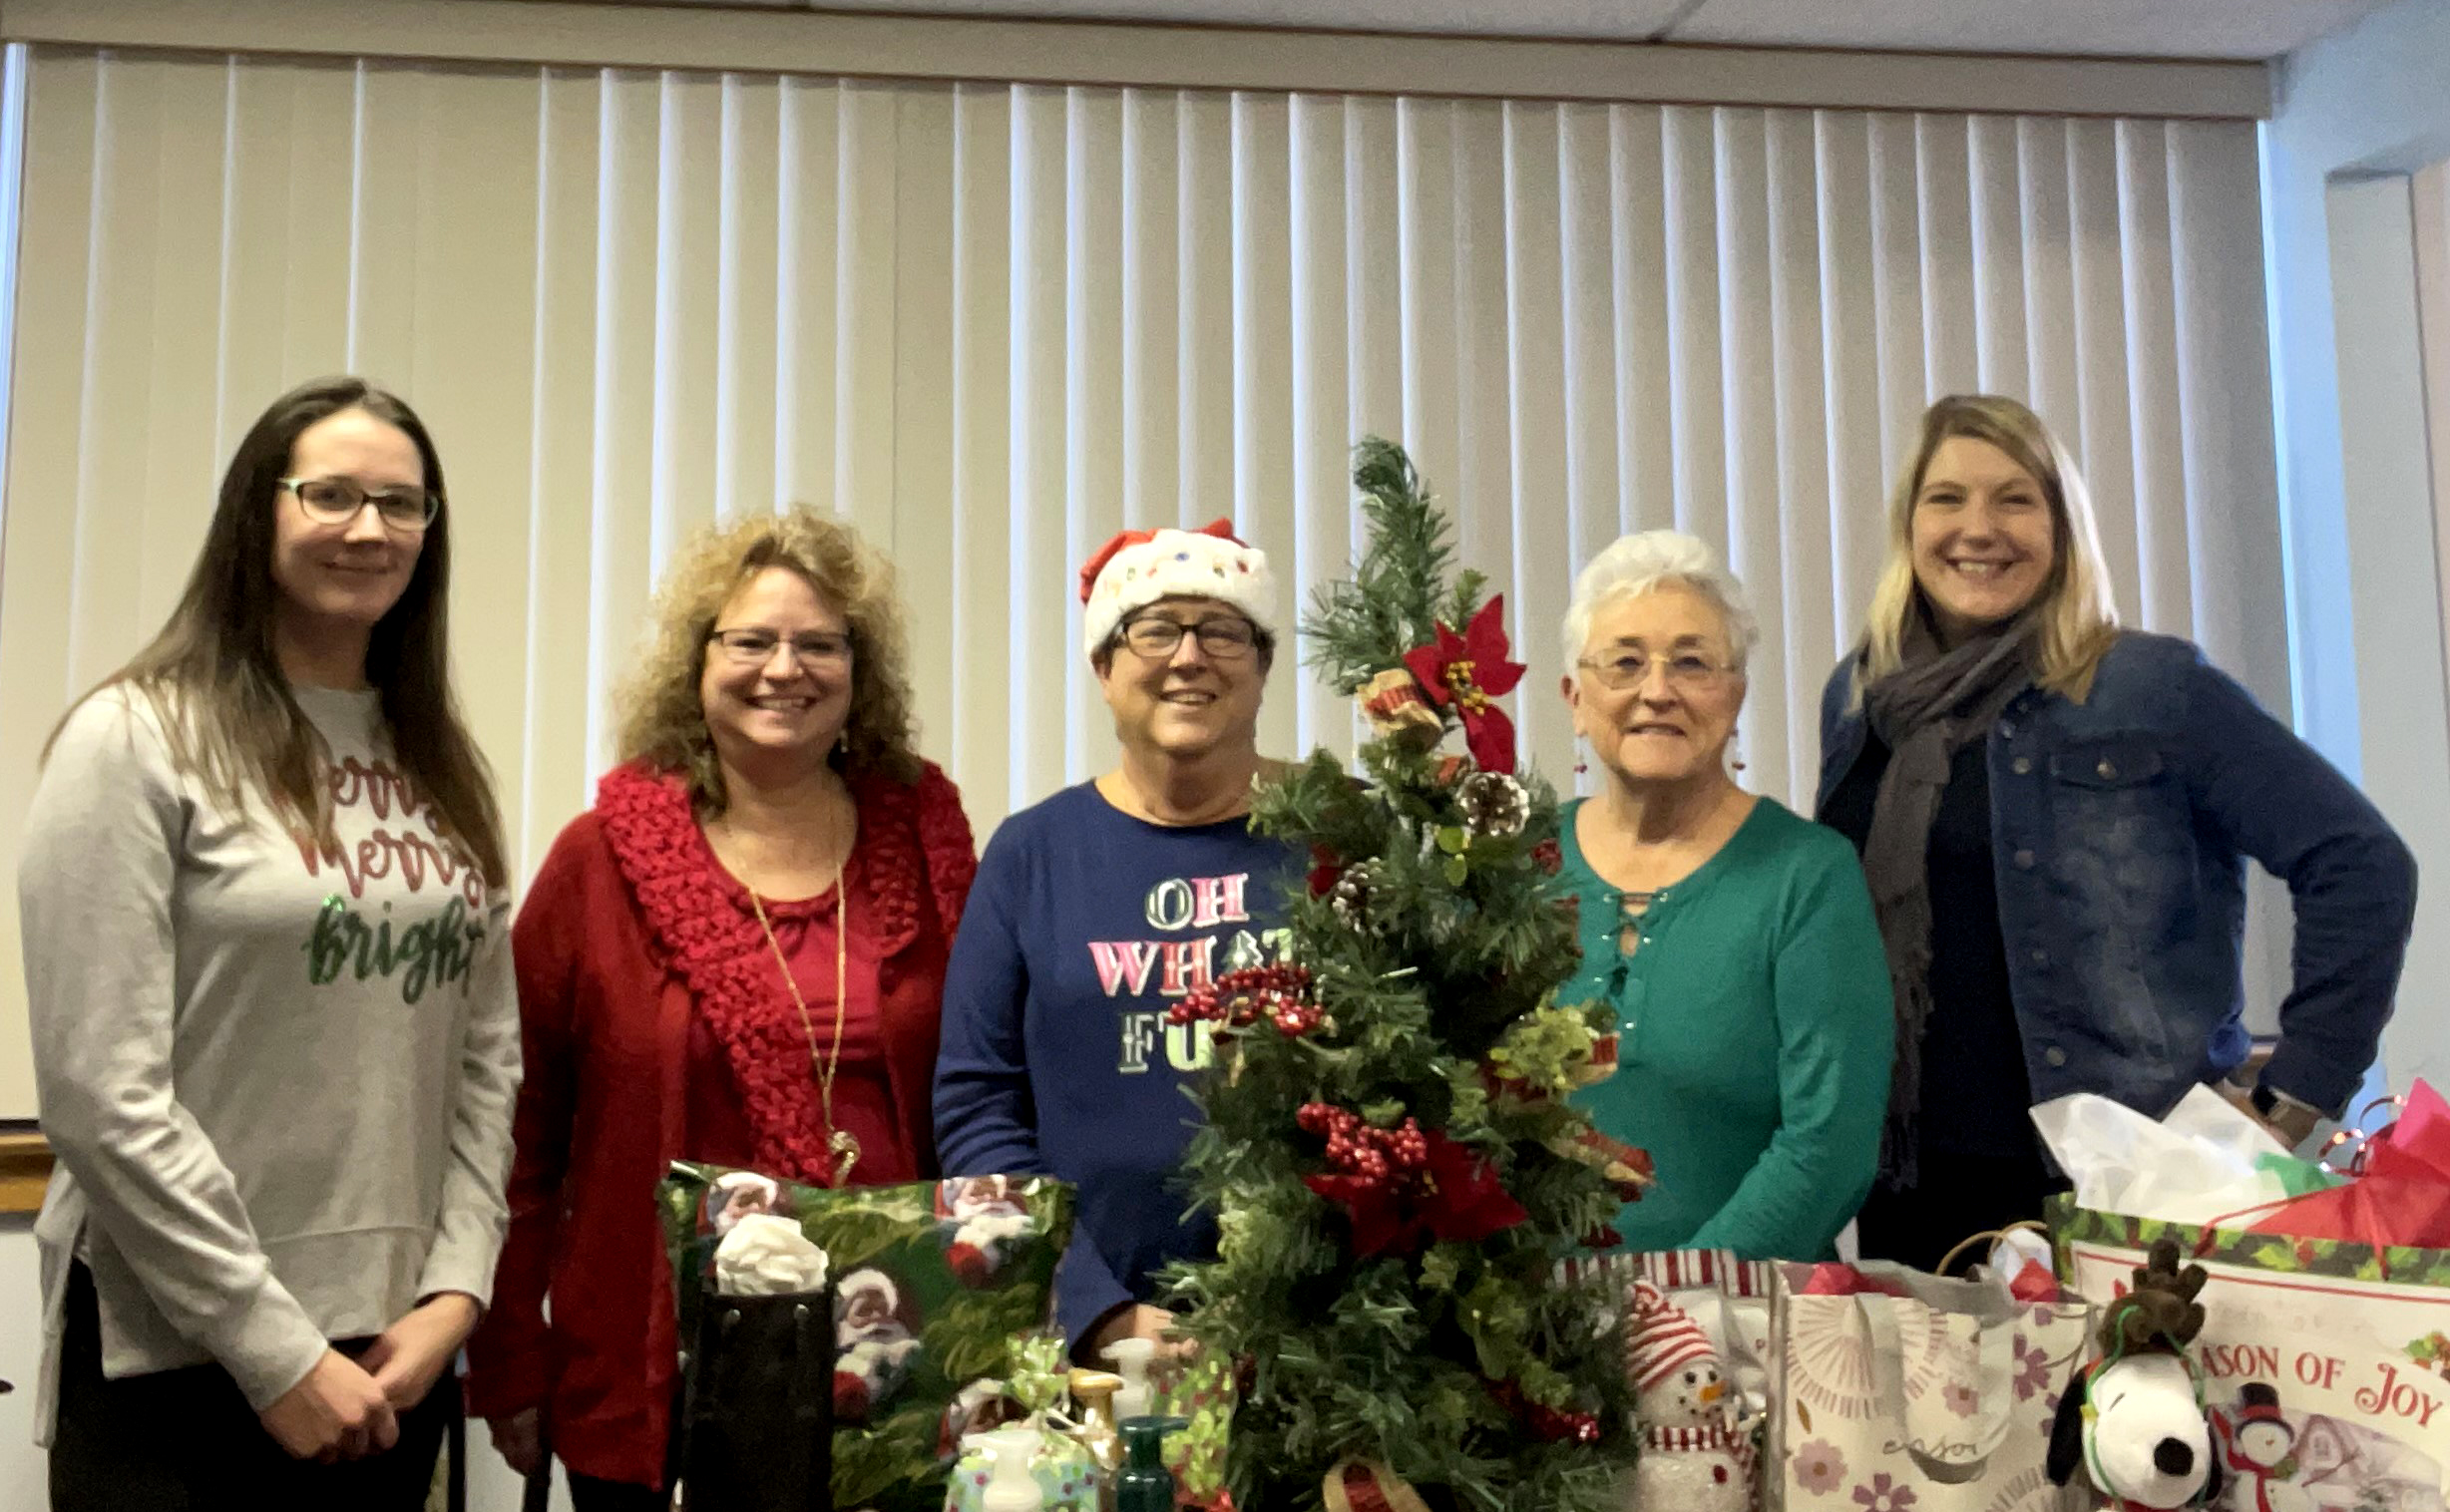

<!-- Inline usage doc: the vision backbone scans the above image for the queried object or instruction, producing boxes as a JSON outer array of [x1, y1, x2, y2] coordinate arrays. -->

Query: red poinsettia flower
[[1402, 596, 1527, 774], [1305, 1129, 1529, 1257]]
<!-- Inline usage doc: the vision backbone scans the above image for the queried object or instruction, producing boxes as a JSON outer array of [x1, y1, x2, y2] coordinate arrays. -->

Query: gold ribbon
[[1574, 1031, 1620, 1087], [1552, 1126, 1656, 1200], [1321, 1460, 1431, 1512], [1358, 668, 1443, 746]]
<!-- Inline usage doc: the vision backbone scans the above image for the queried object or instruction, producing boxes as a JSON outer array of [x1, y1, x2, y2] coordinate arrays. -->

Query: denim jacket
[[1817, 631, 2416, 1120]]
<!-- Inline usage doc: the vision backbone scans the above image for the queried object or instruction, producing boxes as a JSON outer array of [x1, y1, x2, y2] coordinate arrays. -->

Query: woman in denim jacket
[[1818, 394, 2416, 1268]]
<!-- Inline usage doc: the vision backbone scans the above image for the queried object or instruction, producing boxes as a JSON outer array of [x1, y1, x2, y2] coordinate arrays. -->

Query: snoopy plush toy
[[2047, 1239, 2225, 1511]]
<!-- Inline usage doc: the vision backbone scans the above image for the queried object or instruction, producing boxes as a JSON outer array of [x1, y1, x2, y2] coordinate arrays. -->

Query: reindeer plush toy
[[2048, 1238, 2223, 1511]]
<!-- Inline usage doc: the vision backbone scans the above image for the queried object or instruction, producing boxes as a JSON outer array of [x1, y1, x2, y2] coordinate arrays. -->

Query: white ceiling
[[603, 0, 2392, 61]]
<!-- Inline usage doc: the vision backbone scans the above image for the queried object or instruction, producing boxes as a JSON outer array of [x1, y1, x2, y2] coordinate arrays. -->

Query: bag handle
[[1933, 1220, 2049, 1280], [1857, 1289, 2019, 1484]]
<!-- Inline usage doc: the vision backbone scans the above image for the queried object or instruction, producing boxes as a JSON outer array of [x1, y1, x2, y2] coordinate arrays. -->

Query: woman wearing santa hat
[[934, 519, 1305, 1362]]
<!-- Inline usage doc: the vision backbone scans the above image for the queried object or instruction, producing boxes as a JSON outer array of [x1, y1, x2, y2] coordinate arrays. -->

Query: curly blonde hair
[[614, 507, 924, 808]]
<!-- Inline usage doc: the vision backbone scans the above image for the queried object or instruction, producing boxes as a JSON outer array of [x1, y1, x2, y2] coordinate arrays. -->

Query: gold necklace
[[741, 836, 860, 1187]]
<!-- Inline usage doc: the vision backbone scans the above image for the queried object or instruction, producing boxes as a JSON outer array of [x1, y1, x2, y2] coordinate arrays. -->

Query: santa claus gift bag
[[2051, 1198, 2450, 1512], [659, 1162, 1076, 1512], [1763, 1257, 2095, 1512]]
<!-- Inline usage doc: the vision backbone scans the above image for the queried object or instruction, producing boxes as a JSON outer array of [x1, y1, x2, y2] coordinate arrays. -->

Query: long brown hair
[[47, 376, 507, 886]]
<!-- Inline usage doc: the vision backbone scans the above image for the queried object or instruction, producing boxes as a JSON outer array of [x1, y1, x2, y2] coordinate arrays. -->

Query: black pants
[[50, 1263, 456, 1512], [1853, 1149, 2071, 1274]]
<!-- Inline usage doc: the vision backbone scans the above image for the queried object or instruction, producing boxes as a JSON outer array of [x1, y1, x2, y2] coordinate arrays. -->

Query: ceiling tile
[[688, 0, 1699, 40], [1666, 0, 2386, 60], [533, 0, 2395, 60]]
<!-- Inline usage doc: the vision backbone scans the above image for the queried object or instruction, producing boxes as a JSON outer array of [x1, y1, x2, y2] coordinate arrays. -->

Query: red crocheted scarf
[[594, 759, 977, 1182]]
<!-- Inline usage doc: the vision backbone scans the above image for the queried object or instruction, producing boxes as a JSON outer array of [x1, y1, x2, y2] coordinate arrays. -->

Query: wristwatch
[[2247, 1081, 2324, 1146]]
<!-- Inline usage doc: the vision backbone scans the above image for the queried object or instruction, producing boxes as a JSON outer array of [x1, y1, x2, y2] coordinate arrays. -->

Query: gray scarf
[[1857, 612, 2038, 1189]]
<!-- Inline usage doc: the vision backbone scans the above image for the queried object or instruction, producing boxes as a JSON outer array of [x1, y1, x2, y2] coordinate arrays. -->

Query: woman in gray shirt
[[18, 376, 521, 1509]]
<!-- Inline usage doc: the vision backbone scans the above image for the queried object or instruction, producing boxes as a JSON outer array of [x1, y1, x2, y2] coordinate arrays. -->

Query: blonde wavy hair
[[1859, 394, 2121, 702], [614, 507, 924, 808]]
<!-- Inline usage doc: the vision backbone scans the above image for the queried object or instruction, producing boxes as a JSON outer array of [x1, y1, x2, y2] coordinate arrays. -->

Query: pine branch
[[1304, 437, 1487, 694]]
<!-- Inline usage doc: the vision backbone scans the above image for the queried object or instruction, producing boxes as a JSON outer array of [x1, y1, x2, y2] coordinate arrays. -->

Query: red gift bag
[[2245, 1081, 2450, 1250]]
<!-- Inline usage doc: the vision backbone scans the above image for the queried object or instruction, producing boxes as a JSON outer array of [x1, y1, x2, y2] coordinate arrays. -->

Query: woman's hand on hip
[[259, 1348, 400, 1461], [361, 1292, 483, 1412]]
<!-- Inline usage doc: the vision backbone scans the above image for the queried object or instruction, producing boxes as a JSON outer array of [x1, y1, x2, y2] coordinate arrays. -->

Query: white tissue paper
[[2030, 1082, 2295, 1224], [713, 1212, 831, 1297], [1985, 1223, 2054, 1279]]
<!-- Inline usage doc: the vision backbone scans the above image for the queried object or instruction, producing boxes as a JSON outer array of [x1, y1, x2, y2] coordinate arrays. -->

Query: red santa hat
[[1625, 1282, 1719, 1393], [1077, 518, 1276, 662], [836, 1266, 901, 1322]]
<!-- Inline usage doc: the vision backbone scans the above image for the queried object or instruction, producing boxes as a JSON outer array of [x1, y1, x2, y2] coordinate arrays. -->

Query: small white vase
[[973, 1425, 1048, 1512]]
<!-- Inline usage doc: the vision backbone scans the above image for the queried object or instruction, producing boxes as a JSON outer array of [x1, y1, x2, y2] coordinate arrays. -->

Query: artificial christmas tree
[[1164, 438, 1647, 1511]]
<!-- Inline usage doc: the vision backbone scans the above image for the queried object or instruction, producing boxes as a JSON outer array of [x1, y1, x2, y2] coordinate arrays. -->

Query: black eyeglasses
[[281, 477, 441, 533], [1117, 615, 1260, 660]]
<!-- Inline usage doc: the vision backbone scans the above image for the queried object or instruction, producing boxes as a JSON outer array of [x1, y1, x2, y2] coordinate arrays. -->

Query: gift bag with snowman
[[1560, 1248, 1775, 1510], [2052, 1203, 2450, 1512], [2043, 1081, 2450, 1512]]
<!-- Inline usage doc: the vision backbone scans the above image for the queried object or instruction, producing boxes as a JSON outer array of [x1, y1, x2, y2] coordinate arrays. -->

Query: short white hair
[[1559, 530, 1759, 676]]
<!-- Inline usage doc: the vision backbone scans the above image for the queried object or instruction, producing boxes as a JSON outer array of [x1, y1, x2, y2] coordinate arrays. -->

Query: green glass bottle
[[1113, 1415, 1189, 1512]]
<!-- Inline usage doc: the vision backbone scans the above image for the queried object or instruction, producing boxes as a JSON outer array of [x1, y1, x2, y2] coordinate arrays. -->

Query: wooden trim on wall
[[0, 0, 2275, 120], [0, 1127, 52, 1216]]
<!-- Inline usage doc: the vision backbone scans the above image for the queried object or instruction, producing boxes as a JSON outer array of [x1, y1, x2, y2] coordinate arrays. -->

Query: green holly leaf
[[1436, 826, 1469, 854], [1443, 855, 1469, 886], [2250, 1241, 2299, 1272]]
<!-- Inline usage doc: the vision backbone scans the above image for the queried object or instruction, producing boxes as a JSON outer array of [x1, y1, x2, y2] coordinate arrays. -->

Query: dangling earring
[[1574, 739, 1587, 777], [1729, 735, 1746, 774]]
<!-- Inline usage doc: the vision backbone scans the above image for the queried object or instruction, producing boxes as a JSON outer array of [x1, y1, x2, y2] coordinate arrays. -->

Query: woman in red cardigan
[[465, 508, 977, 1509]]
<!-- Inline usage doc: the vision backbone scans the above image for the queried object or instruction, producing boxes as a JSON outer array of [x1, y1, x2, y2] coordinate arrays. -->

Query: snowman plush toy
[[1626, 1281, 1753, 1512], [2047, 1239, 2225, 1511]]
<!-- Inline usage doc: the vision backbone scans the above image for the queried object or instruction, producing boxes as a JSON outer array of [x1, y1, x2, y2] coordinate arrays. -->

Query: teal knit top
[[1554, 796, 1893, 1260]]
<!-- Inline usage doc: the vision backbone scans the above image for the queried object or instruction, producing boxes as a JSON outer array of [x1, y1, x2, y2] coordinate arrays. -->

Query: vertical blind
[[0, 44, 2285, 1116]]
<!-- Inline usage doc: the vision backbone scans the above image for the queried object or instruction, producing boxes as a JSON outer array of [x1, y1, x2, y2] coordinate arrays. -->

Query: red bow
[[1401, 596, 1527, 774], [1076, 517, 1243, 603]]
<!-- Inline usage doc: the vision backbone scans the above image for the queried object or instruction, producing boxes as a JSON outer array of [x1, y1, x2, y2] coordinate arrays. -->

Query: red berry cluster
[[1489, 1378, 1603, 1445], [1526, 1403, 1602, 1445], [1169, 965, 1320, 1036], [1296, 1103, 1429, 1193]]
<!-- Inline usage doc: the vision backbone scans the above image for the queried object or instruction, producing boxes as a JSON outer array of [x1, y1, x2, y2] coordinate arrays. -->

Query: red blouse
[[682, 855, 918, 1187], [465, 761, 975, 1488]]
